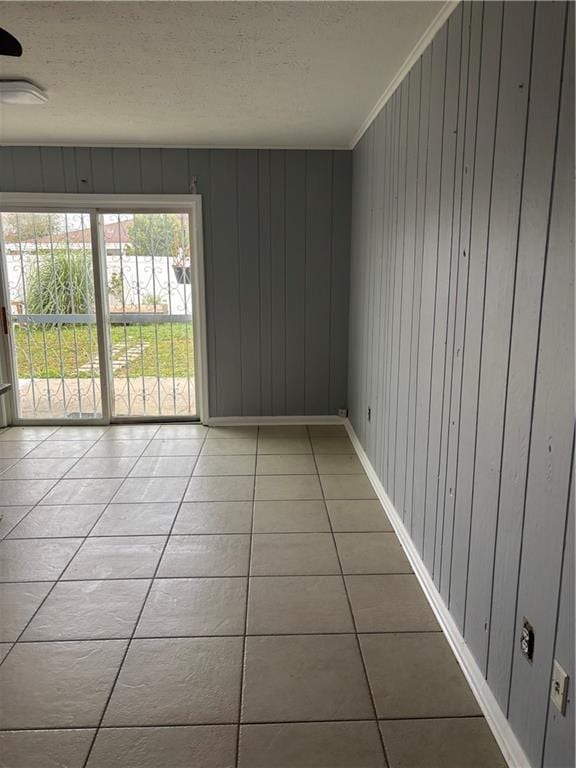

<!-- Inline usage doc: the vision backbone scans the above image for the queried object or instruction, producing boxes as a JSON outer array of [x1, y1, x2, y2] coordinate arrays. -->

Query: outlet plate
[[551, 660, 569, 715], [521, 618, 535, 662]]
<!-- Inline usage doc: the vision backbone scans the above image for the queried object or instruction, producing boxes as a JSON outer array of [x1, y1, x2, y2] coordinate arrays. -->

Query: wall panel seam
[[447, 1, 486, 608], [504, 3, 570, 715], [484, 0, 537, 682], [461, 4, 505, 638], [421, 29, 449, 560]]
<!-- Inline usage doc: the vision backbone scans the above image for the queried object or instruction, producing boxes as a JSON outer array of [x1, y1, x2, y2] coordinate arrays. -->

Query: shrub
[[25, 250, 94, 316]]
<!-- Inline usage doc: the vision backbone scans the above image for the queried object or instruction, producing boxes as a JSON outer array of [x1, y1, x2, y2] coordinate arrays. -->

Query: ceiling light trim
[[349, 0, 459, 149]]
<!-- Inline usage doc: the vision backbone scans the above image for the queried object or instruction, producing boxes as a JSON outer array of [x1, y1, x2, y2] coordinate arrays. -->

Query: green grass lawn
[[14, 323, 194, 378]]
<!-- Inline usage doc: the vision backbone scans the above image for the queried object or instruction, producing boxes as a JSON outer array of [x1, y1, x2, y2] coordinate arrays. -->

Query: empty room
[[0, 2, 573, 767]]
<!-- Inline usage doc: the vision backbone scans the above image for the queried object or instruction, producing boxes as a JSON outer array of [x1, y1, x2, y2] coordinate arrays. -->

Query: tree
[[2, 212, 63, 243], [126, 214, 187, 261]]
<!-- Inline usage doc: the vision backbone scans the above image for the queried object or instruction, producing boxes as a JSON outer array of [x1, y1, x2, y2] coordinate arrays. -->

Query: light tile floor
[[0, 423, 507, 768]]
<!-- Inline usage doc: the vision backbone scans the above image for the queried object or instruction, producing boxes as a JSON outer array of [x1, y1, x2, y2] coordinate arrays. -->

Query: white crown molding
[[0, 142, 348, 151], [349, 0, 460, 149], [344, 418, 532, 768]]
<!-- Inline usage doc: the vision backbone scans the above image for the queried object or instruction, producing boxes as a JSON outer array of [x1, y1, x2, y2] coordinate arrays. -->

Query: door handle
[[0, 307, 7, 336]]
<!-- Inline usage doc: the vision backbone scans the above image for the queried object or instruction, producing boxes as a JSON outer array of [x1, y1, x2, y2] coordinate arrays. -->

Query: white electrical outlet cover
[[551, 660, 569, 715]]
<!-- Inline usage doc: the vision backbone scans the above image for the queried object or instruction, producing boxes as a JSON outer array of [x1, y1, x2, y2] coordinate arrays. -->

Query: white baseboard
[[205, 415, 346, 426], [344, 419, 531, 768]]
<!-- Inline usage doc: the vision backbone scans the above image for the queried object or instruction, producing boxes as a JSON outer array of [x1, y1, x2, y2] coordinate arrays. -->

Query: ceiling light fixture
[[0, 81, 47, 105], [0, 27, 22, 57]]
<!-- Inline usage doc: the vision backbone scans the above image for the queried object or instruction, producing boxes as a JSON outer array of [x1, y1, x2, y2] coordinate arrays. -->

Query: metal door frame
[[0, 193, 209, 425]]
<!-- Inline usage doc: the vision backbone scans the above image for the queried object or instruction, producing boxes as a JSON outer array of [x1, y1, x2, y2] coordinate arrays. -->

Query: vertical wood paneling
[[10, 147, 43, 192], [449, 1, 504, 629], [434, 1, 470, 584], [382, 96, 398, 485], [90, 148, 115, 193], [0, 148, 16, 190], [304, 151, 332, 415], [412, 24, 448, 555], [190, 149, 216, 415], [395, 65, 420, 519], [508, 9, 574, 762], [40, 148, 67, 192], [359, 127, 371, 451], [350, 139, 361, 431], [348, 3, 572, 766], [440, 0, 483, 600], [209, 150, 242, 416], [140, 149, 163, 193], [257, 150, 272, 416], [347, 145, 360, 426], [371, 119, 384, 465], [543, 454, 574, 767], [61, 148, 78, 193], [358, 127, 373, 448], [386, 92, 401, 490], [391, 86, 403, 488], [422, 5, 462, 573], [161, 149, 189, 193], [270, 151, 287, 415], [285, 151, 306, 415], [112, 148, 142, 193], [1, 140, 349, 420], [237, 150, 261, 416], [74, 148, 93, 193], [349, 136, 362, 435], [464, 0, 535, 670], [375, 103, 392, 483], [187, 150, 211, 208], [405, 49, 431, 536], [390, 78, 409, 505], [330, 151, 352, 414], [487, 0, 567, 710]]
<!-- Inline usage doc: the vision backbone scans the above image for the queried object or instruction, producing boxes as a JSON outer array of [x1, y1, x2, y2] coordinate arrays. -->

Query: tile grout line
[[0, 712, 487, 735], [0, 426, 130, 666], [0, 426, 79, 539], [1, 424, 419, 756], [0, 436, 156, 542], [0, 423, 156, 521], [12, 628, 443, 644], [308, 425, 392, 768], [0, 462, 129, 668], [0, 569, 418, 585], [79, 425, 209, 768], [234, 424, 259, 768], [6, 530, 403, 541]]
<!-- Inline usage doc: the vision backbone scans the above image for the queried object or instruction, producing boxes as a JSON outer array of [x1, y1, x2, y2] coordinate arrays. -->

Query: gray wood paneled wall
[[0, 147, 351, 418], [347, 3, 574, 766]]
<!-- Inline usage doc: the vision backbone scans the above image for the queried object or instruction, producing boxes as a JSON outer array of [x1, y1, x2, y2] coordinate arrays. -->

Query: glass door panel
[[100, 212, 196, 418], [0, 211, 103, 420]]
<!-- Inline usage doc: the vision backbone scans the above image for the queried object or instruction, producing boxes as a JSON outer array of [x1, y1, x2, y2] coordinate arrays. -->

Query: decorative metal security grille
[[0, 210, 197, 420], [102, 212, 196, 418], [1, 211, 102, 419]]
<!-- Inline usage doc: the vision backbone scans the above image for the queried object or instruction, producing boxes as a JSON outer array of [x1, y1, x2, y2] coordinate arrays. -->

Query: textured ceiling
[[0, 1, 446, 148]]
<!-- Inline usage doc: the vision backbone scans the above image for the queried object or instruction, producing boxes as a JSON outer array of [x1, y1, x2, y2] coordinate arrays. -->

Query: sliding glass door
[[0, 211, 104, 420], [0, 201, 202, 423], [100, 212, 196, 418]]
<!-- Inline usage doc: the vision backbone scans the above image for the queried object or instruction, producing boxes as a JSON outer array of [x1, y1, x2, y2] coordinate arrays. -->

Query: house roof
[[22, 219, 133, 246]]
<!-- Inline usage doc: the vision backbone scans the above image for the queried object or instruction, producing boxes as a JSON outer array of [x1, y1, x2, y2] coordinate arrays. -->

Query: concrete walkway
[[16, 377, 196, 419]]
